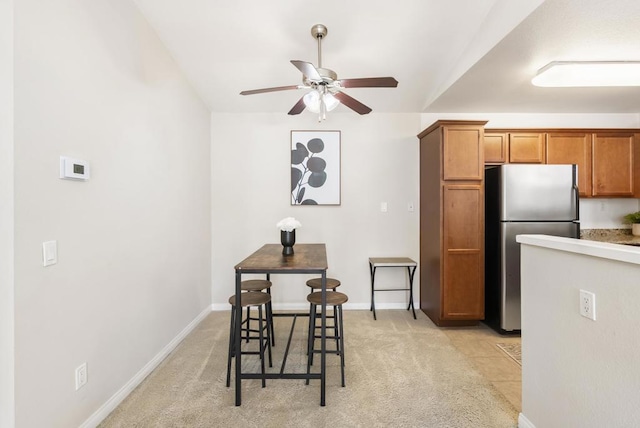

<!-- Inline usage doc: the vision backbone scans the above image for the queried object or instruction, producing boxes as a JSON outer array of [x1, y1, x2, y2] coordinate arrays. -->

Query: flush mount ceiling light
[[532, 61, 640, 87]]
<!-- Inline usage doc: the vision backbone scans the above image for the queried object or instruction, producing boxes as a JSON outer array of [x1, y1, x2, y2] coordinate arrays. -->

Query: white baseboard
[[518, 413, 536, 428], [211, 302, 411, 311], [79, 306, 212, 428]]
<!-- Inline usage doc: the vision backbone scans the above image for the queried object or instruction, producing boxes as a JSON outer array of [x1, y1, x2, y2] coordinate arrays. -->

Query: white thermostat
[[60, 156, 90, 180]]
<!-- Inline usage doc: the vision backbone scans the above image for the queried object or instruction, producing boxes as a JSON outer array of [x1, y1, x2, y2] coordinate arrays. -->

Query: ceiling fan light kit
[[303, 90, 339, 114], [240, 24, 398, 121], [532, 61, 640, 87]]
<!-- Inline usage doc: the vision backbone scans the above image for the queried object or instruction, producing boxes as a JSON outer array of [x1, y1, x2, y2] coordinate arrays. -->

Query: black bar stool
[[226, 291, 272, 388], [306, 277, 341, 352], [306, 291, 348, 387], [306, 277, 341, 292], [241, 279, 275, 346]]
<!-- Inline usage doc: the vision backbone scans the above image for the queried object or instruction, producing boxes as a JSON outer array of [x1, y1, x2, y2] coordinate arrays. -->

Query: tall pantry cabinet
[[418, 120, 487, 326]]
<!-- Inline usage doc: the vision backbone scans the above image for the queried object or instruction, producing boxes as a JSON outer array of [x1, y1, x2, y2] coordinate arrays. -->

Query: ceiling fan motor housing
[[303, 67, 338, 87]]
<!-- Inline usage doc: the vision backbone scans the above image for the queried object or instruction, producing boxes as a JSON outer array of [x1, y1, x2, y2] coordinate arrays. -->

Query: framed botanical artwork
[[290, 130, 341, 205]]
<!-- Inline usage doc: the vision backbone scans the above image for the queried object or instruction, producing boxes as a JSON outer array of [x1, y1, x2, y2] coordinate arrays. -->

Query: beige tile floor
[[441, 323, 522, 411]]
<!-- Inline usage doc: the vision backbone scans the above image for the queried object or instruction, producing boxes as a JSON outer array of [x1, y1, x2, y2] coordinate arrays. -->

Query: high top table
[[234, 243, 329, 406]]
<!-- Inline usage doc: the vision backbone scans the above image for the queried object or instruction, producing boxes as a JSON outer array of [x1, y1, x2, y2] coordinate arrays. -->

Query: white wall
[[0, 0, 15, 426], [580, 198, 640, 229], [211, 113, 421, 309], [518, 236, 640, 428], [13, 1, 211, 427]]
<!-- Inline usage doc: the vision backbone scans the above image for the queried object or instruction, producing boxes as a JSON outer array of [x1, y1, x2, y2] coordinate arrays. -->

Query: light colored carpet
[[99, 310, 518, 427], [496, 343, 522, 366]]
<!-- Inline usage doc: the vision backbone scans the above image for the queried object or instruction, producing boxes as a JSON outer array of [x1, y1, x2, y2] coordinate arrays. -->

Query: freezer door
[[501, 164, 578, 221], [500, 222, 579, 331]]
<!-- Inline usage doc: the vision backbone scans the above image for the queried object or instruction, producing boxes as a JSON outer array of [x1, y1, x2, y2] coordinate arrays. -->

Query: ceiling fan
[[240, 24, 398, 121]]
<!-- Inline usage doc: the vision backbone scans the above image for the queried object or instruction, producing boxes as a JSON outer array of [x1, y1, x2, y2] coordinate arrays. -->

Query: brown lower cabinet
[[442, 185, 484, 319], [418, 120, 486, 326]]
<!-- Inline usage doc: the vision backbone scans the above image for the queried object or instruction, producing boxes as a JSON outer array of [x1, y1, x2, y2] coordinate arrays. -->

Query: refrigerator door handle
[[573, 183, 580, 222]]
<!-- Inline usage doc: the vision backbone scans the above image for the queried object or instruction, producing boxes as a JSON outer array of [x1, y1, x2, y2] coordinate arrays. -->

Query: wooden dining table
[[233, 243, 329, 406]]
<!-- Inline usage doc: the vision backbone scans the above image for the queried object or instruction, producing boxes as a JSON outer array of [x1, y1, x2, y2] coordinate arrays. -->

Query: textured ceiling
[[133, 0, 640, 115]]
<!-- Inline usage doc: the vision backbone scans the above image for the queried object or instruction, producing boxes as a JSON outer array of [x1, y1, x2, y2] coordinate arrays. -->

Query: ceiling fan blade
[[240, 85, 299, 96], [291, 60, 322, 81], [288, 97, 306, 115], [339, 77, 399, 88], [334, 91, 372, 115]]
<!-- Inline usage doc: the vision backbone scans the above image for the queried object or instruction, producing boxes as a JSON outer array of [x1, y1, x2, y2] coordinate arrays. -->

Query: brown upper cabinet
[[546, 132, 592, 197], [508, 132, 546, 163], [484, 132, 508, 164], [442, 126, 484, 180], [592, 132, 635, 197]]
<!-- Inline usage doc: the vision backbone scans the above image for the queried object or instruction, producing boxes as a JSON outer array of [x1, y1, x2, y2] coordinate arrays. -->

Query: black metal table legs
[[369, 260, 417, 320]]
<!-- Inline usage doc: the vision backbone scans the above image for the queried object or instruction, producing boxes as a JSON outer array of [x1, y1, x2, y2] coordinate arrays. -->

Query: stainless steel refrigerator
[[485, 164, 580, 333]]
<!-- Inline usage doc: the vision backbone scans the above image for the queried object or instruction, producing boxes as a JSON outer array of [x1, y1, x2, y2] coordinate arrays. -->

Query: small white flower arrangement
[[276, 217, 302, 232]]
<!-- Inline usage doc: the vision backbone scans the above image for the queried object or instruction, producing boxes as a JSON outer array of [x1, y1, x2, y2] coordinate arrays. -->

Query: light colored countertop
[[580, 228, 640, 246], [517, 234, 640, 266]]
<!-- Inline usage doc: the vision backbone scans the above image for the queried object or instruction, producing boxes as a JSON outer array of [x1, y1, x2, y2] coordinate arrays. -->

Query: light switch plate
[[43, 241, 57, 266]]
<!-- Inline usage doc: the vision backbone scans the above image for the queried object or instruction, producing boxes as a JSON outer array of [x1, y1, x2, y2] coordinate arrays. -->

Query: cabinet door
[[442, 184, 484, 319], [443, 126, 483, 180], [592, 133, 634, 197], [546, 132, 592, 197], [484, 133, 508, 164], [509, 133, 545, 163]]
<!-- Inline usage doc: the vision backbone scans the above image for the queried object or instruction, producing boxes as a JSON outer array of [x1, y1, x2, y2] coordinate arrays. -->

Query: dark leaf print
[[291, 167, 302, 192], [307, 157, 326, 173], [308, 171, 327, 188], [307, 138, 325, 153]]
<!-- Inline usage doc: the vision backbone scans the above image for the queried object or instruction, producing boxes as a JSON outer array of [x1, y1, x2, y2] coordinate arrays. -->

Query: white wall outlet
[[579, 289, 596, 321], [380, 202, 388, 213], [75, 363, 88, 390], [408, 201, 415, 212]]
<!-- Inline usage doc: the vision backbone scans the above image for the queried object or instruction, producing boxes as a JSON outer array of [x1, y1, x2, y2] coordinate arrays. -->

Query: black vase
[[281, 230, 296, 255]]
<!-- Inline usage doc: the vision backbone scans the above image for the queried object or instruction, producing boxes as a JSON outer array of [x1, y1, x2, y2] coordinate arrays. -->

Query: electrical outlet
[[75, 363, 87, 390], [380, 202, 388, 213], [579, 290, 596, 321]]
